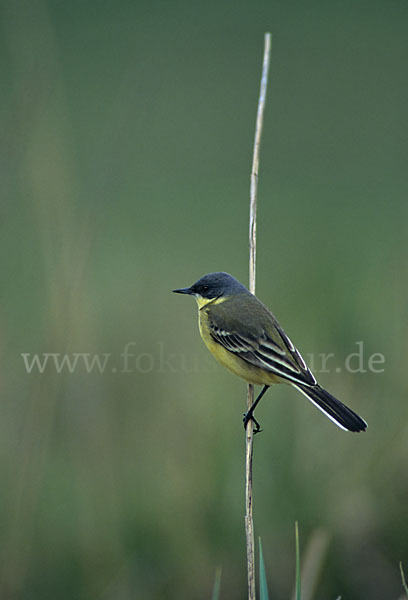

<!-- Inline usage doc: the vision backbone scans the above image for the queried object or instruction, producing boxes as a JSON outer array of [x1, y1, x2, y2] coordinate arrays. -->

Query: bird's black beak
[[172, 286, 193, 295]]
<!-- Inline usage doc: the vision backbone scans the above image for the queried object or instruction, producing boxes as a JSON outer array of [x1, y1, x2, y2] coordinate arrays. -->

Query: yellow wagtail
[[173, 272, 367, 433]]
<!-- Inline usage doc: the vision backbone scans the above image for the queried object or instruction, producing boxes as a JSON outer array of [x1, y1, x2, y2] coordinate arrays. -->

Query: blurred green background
[[1, 0, 407, 598]]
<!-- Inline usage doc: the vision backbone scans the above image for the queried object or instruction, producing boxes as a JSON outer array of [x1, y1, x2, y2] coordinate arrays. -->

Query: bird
[[173, 272, 367, 433]]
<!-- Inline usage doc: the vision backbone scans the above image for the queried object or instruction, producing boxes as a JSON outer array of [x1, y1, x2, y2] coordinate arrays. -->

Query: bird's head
[[173, 272, 248, 306]]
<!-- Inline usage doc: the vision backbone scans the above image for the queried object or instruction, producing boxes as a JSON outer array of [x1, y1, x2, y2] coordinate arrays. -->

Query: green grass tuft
[[259, 537, 270, 600], [400, 562, 408, 597], [295, 521, 301, 600], [211, 566, 222, 600]]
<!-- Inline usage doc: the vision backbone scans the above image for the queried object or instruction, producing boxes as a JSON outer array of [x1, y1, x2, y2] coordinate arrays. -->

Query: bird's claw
[[243, 412, 262, 434]]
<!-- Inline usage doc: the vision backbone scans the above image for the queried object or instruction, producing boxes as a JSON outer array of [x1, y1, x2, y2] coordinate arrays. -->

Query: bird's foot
[[243, 411, 262, 434]]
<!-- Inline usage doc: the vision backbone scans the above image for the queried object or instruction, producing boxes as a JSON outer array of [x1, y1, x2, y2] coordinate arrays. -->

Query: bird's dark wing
[[207, 297, 316, 386]]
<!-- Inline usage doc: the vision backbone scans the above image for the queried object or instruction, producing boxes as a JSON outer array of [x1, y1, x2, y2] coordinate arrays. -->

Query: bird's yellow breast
[[196, 297, 281, 386]]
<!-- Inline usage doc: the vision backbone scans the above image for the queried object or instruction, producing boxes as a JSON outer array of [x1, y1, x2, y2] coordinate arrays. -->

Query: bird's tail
[[292, 383, 367, 432]]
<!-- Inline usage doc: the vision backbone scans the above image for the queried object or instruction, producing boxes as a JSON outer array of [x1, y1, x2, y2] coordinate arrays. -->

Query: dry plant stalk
[[245, 32, 272, 600]]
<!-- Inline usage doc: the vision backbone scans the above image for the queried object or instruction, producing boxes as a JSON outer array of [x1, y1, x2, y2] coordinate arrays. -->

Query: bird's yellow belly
[[198, 310, 281, 386]]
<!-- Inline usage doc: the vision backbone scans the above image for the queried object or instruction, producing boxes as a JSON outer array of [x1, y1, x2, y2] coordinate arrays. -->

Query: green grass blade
[[259, 537, 270, 600], [400, 562, 408, 597], [211, 566, 222, 600], [295, 521, 301, 600]]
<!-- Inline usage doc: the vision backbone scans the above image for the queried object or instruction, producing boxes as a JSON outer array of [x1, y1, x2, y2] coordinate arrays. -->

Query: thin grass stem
[[245, 31, 272, 600]]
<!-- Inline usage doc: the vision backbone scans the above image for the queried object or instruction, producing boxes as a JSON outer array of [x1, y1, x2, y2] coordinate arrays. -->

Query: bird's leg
[[243, 385, 269, 434]]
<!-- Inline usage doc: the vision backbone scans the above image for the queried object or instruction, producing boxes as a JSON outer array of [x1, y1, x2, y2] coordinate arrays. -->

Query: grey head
[[173, 272, 249, 300]]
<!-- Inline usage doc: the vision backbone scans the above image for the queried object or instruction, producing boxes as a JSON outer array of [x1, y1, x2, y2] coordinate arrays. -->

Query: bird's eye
[[202, 285, 209, 292]]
